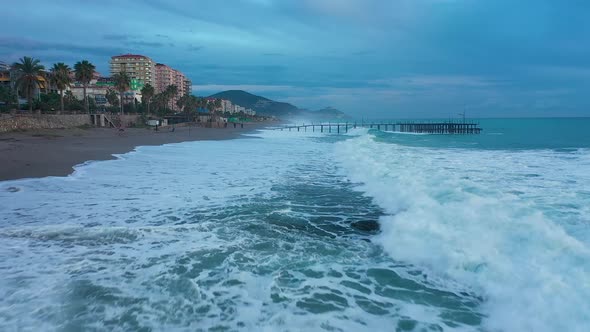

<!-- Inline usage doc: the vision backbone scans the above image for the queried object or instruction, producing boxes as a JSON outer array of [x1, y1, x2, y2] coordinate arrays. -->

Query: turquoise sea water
[[0, 118, 588, 331]]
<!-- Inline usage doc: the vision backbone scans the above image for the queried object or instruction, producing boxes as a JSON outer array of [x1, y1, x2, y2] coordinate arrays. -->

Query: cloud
[[187, 45, 204, 52], [103, 34, 132, 41], [2, 0, 589, 117], [370, 75, 504, 89], [0, 36, 124, 58], [128, 40, 167, 48]]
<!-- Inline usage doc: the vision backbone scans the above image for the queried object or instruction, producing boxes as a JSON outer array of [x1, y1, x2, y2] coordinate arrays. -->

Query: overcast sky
[[2, 0, 589, 118]]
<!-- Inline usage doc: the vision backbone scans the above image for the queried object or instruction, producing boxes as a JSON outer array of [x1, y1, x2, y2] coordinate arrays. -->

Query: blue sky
[[2, 0, 589, 118]]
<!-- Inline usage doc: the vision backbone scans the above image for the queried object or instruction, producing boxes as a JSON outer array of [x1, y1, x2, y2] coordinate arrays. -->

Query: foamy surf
[[334, 133, 590, 332], [1, 121, 589, 331]]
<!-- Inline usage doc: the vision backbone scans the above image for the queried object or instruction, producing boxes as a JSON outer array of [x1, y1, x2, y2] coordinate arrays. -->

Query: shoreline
[[0, 123, 271, 182]]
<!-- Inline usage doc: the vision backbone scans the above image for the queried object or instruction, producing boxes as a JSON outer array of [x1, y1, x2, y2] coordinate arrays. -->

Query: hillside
[[208, 90, 349, 120], [208, 90, 299, 116]]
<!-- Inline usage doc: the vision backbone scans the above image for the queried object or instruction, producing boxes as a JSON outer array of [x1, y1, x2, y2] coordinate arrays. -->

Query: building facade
[[109, 54, 155, 89], [155, 63, 189, 111], [105, 54, 193, 111], [0, 61, 9, 71], [183, 78, 192, 96]]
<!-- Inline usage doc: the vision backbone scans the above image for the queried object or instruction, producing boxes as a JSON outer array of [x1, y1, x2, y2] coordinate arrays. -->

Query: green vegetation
[[0, 86, 17, 112], [35, 92, 60, 112]]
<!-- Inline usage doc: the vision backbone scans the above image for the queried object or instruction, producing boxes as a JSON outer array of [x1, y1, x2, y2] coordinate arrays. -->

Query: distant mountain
[[208, 90, 350, 120], [303, 107, 348, 119], [208, 90, 299, 116]]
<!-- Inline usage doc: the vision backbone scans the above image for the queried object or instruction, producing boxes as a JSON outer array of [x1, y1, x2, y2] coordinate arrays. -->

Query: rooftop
[[112, 54, 151, 59]]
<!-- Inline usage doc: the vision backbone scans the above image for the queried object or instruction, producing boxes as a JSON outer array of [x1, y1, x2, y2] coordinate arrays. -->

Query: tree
[[12, 56, 45, 112], [64, 90, 83, 111], [50, 62, 72, 113], [105, 88, 119, 107], [140, 83, 155, 115], [112, 71, 130, 115], [64, 90, 76, 104], [0, 86, 17, 112], [36, 92, 60, 112], [176, 94, 189, 112], [74, 60, 95, 113], [165, 84, 178, 111], [206, 99, 217, 113]]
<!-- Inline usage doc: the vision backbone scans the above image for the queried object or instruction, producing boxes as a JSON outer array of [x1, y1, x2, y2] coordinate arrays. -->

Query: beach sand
[[0, 123, 269, 181]]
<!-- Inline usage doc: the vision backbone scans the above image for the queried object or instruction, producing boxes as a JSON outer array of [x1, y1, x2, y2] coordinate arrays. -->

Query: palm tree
[[50, 63, 72, 113], [112, 72, 131, 115], [140, 83, 155, 115], [165, 84, 178, 111], [12, 56, 45, 112], [74, 60, 95, 113]]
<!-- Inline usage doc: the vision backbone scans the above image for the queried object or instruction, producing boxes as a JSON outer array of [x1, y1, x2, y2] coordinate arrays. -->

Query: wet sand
[[0, 124, 269, 181]]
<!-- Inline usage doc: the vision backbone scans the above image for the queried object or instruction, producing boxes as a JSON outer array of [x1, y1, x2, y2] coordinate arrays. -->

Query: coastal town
[[0, 54, 273, 181], [0, 53, 258, 129]]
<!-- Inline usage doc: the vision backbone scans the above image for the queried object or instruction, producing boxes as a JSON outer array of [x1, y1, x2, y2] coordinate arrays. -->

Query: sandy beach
[[0, 123, 268, 181]]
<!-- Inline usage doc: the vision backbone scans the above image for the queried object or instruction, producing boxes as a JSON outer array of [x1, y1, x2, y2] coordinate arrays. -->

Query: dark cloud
[[103, 34, 132, 41], [2, 0, 589, 116], [0, 37, 123, 57], [187, 45, 203, 52], [128, 40, 166, 48]]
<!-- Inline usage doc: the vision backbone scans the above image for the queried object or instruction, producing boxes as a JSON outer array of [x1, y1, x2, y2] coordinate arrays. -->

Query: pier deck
[[278, 121, 482, 134]]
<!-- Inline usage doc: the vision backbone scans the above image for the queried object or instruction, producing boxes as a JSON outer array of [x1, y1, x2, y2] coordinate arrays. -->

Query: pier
[[278, 121, 482, 134]]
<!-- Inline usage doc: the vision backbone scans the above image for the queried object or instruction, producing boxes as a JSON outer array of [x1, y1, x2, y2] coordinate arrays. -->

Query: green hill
[[208, 90, 349, 120], [208, 90, 299, 116]]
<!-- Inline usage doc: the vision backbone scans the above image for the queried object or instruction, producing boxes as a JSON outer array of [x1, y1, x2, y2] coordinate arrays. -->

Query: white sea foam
[[383, 130, 430, 135], [2, 131, 471, 331], [2, 128, 587, 331], [334, 133, 590, 332]]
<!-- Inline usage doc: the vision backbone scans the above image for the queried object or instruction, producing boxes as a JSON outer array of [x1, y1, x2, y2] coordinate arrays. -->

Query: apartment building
[[155, 63, 190, 110], [109, 54, 155, 89], [183, 78, 192, 96]]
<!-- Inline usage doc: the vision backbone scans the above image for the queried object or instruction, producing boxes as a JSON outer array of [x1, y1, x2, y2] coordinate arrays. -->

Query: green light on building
[[130, 79, 144, 91]]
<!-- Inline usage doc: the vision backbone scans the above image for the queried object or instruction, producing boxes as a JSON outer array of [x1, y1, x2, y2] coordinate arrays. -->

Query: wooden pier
[[278, 121, 482, 134]]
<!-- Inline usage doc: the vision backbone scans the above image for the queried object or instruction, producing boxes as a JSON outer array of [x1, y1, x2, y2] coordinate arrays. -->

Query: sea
[[0, 118, 589, 332]]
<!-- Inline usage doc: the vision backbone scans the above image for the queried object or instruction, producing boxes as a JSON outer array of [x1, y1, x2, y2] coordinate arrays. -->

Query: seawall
[[0, 114, 141, 133]]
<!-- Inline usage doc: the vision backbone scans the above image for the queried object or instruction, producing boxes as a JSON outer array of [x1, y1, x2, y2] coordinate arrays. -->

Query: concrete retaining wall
[[0, 114, 91, 133], [0, 114, 142, 133]]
